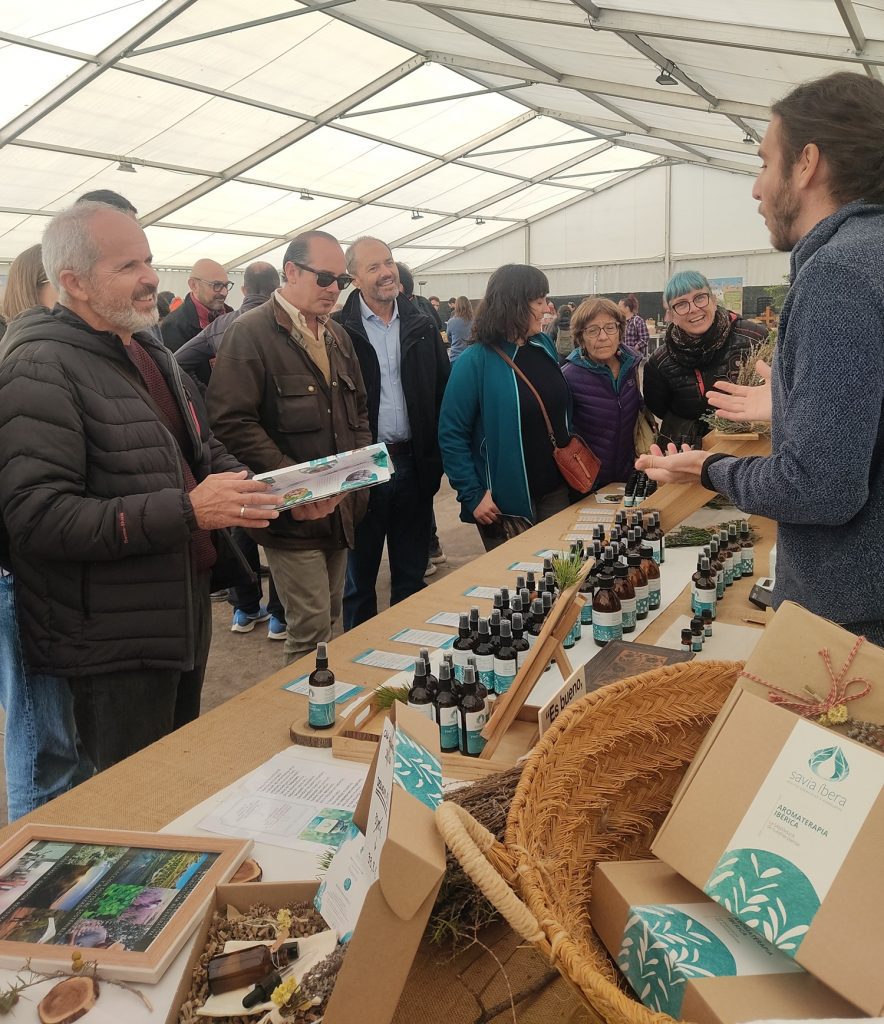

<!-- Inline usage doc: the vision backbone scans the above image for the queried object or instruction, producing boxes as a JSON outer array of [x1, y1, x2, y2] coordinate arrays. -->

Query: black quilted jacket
[[643, 313, 768, 443], [0, 306, 244, 676]]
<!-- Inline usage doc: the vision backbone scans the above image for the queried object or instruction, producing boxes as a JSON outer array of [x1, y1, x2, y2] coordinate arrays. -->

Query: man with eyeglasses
[[208, 230, 371, 664], [161, 259, 234, 354]]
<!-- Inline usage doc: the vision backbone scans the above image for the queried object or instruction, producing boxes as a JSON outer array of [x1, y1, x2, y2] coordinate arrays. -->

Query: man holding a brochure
[[208, 231, 371, 664]]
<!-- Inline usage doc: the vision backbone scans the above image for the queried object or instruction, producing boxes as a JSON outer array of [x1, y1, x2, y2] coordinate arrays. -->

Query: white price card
[[464, 586, 498, 599], [390, 627, 455, 648], [353, 649, 416, 671], [427, 611, 461, 628], [283, 675, 364, 703], [508, 561, 544, 573]]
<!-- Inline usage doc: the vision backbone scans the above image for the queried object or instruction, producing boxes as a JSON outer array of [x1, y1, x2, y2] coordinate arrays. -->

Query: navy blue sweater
[[704, 202, 884, 624]]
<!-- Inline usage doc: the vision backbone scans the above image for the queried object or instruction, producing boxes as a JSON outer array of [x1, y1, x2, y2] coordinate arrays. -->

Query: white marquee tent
[[1, 0, 881, 296]]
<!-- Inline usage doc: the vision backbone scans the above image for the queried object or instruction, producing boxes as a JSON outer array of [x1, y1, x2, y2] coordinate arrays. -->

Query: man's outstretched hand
[[707, 359, 772, 423], [635, 443, 711, 484]]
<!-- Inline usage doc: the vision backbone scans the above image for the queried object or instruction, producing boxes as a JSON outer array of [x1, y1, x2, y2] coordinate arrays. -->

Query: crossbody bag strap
[[491, 344, 557, 447]]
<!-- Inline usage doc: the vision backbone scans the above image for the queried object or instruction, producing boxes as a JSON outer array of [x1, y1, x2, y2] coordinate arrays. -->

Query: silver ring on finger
[[240, 505, 246, 518]]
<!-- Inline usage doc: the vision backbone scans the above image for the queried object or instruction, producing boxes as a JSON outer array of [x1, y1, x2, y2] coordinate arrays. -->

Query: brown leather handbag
[[493, 346, 601, 494]]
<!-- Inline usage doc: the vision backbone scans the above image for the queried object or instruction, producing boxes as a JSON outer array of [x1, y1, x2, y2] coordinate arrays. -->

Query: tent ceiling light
[[117, 160, 137, 173], [411, 210, 423, 220], [299, 191, 314, 200], [475, 217, 485, 225], [743, 132, 755, 144], [655, 69, 678, 86]]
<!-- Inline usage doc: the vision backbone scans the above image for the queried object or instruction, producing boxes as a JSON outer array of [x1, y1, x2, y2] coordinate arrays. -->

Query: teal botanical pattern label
[[703, 716, 884, 960], [393, 726, 442, 810], [619, 906, 736, 1016], [706, 849, 818, 953]]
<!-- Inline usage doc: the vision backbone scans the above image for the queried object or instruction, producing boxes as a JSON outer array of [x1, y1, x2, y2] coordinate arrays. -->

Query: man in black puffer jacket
[[0, 202, 280, 794]]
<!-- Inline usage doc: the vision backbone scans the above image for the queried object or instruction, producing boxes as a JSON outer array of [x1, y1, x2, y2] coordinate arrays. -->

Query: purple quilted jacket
[[562, 346, 643, 491]]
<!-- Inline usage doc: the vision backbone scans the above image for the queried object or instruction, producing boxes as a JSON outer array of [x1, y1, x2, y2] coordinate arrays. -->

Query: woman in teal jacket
[[439, 264, 573, 549]]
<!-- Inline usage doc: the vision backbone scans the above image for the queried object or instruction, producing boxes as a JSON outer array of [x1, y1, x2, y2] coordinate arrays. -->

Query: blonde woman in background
[[0, 244, 93, 821], [0, 244, 57, 347], [445, 295, 473, 363]]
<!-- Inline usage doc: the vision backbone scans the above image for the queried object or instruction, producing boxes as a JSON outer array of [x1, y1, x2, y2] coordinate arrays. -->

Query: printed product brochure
[[315, 715, 443, 942], [254, 442, 392, 510]]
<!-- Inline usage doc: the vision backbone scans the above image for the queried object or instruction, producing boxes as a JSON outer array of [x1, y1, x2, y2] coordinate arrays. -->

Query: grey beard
[[90, 296, 159, 334]]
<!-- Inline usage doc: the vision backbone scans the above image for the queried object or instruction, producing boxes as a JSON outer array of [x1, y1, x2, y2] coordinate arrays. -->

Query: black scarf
[[664, 306, 733, 369]]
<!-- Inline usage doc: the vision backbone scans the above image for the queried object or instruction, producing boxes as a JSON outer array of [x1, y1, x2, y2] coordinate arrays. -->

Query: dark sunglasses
[[292, 262, 352, 290]]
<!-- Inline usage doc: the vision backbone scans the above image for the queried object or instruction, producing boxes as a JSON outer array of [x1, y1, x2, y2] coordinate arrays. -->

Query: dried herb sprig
[[702, 332, 776, 436], [552, 552, 582, 591], [665, 519, 761, 549], [0, 953, 152, 1016], [373, 684, 410, 711]]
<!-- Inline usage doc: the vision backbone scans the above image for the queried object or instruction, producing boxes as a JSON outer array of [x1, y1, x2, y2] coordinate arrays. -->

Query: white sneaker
[[424, 560, 437, 577]]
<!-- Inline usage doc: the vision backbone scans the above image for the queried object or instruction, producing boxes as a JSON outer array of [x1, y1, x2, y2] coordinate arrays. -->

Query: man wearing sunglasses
[[208, 231, 371, 664], [161, 258, 234, 354]]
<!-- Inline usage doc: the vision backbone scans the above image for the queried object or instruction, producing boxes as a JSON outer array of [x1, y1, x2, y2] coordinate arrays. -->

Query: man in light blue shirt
[[359, 294, 410, 444], [335, 237, 450, 627]]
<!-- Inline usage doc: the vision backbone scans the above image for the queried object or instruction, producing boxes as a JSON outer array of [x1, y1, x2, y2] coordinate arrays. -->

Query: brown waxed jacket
[[207, 295, 371, 550]]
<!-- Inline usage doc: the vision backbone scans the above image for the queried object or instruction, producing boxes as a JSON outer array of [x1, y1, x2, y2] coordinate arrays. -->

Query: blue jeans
[[343, 450, 433, 630], [0, 575, 93, 821], [227, 527, 285, 620]]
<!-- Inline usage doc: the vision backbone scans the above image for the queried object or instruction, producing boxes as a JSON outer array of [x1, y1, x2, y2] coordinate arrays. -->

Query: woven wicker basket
[[436, 659, 743, 1024]]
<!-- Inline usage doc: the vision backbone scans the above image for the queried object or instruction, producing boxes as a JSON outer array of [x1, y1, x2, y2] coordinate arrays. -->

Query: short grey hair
[[42, 202, 107, 302], [345, 236, 391, 276]]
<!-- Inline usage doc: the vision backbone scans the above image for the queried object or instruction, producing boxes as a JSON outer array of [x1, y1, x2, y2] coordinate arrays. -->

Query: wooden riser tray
[[326, 703, 537, 780], [653, 433, 770, 532]]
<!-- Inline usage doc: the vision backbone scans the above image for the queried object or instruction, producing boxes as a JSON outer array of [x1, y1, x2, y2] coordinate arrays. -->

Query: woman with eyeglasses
[[439, 264, 573, 550], [0, 245, 92, 821], [562, 297, 644, 491], [643, 270, 768, 446]]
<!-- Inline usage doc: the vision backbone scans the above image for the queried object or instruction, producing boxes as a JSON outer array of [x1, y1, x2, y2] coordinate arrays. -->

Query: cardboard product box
[[652, 688, 884, 1016], [591, 860, 859, 1024], [170, 705, 447, 1024], [737, 600, 884, 727]]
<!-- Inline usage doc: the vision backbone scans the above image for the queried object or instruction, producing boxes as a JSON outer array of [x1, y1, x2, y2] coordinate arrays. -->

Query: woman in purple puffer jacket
[[562, 296, 643, 491]]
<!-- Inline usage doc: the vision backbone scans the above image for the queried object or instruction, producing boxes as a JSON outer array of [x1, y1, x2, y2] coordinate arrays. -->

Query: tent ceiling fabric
[[0, 0, 879, 270]]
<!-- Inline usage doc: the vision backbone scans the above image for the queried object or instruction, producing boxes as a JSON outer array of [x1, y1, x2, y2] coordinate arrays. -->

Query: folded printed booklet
[[255, 442, 393, 510]]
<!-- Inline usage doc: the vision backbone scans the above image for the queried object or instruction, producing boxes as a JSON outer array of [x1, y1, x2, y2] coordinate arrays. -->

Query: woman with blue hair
[[644, 270, 767, 445]]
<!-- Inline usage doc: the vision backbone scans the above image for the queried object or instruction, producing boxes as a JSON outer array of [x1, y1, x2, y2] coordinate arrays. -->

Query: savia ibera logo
[[808, 746, 850, 782]]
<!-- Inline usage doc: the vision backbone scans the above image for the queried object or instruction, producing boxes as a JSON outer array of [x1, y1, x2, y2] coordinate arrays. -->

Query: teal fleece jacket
[[438, 335, 570, 523]]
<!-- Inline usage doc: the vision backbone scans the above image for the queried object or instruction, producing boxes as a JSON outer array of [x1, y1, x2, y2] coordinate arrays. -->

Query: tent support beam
[[0, 0, 200, 147], [127, 2, 355, 56]]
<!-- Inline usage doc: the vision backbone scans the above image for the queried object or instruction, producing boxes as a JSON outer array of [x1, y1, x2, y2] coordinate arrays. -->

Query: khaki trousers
[[264, 546, 348, 664]]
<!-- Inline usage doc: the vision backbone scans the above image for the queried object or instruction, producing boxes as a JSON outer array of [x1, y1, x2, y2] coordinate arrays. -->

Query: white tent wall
[[416, 164, 789, 298]]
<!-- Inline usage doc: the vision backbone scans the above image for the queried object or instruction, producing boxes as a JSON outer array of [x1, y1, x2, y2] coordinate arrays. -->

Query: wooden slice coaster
[[38, 976, 98, 1024], [230, 857, 263, 884]]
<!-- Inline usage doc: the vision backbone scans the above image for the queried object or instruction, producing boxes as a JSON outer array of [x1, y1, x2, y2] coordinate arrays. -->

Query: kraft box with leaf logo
[[591, 859, 859, 1024], [652, 688, 884, 1015]]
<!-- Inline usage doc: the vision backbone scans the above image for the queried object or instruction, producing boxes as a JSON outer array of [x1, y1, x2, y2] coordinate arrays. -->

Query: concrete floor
[[0, 479, 484, 824]]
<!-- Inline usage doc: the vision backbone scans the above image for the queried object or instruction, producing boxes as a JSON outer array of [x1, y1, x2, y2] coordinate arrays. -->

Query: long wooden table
[[0, 496, 774, 842]]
